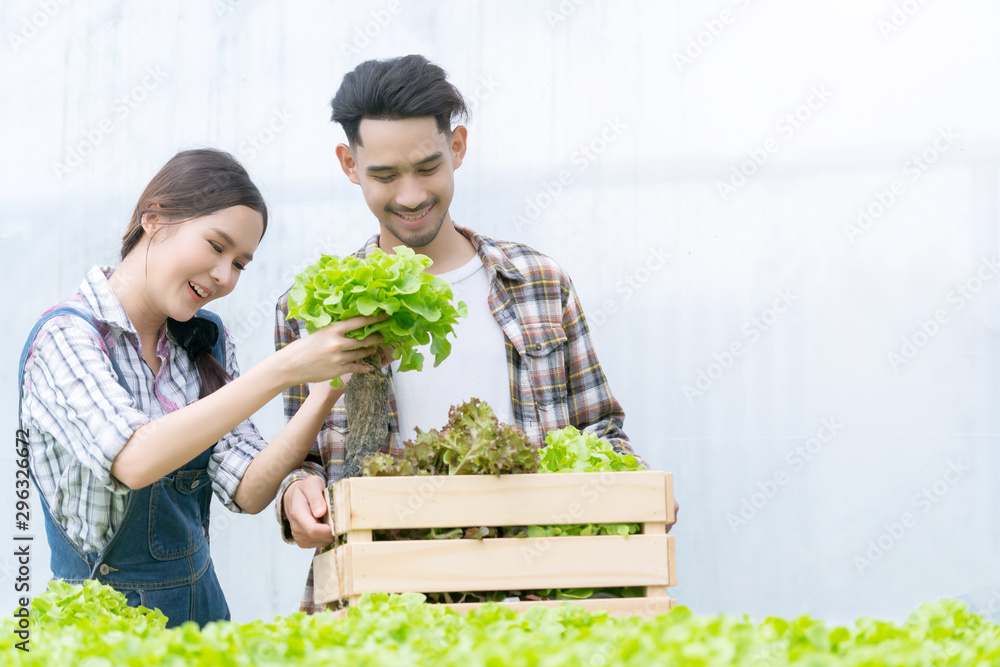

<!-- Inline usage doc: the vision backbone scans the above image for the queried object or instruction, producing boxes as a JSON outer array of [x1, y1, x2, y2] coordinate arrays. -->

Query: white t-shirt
[[391, 256, 514, 443]]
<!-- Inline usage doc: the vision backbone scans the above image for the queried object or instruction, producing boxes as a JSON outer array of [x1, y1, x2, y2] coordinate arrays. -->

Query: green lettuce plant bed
[[3, 581, 999, 666]]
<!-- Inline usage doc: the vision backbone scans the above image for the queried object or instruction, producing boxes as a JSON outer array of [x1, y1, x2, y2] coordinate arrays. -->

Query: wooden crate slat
[[642, 520, 668, 599], [313, 548, 344, 605], [332, 471, 670, 535], [330, 482, 348, 533], [315, 470, 679, 613], [441, 597, 676, 618], [336, 534, 670, 597], [665, 472, 675, 524], [667, 535, 677, 587], [325, 597, 676, 620]]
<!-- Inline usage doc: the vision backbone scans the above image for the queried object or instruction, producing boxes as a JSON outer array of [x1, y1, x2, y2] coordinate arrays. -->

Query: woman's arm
[[231, 380, 343, 514], [110, 316, 381, 490]]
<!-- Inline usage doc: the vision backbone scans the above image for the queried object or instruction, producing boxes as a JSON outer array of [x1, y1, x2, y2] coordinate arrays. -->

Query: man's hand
[[666, 499, 680, 534], [283, 475, 335, 549]]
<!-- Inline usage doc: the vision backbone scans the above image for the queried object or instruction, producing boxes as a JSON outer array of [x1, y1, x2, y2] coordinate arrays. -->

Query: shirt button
[[99, 563, 110, 576], [191, 479, 200, 489]]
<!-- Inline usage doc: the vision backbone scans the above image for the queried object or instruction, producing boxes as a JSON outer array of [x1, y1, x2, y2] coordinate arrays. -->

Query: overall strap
[[92, 310, 227, 579], [18, 307, 127, 427], [18, 306, 136, 580], [19, 307, 226, 426], [18, 308, 228, 562], [22, 305, 232, 615]]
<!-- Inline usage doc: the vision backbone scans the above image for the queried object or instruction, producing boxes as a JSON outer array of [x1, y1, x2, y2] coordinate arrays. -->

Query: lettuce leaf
[[5, 581, 1000, 665], [539, 425, 643, 473], [362, 398, 539, 477], [287, 246, 468, 373]]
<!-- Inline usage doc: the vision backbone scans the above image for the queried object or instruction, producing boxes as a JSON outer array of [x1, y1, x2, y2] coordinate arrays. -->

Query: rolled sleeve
[[25, 320, 149, 493], [209, 420, 267, 512]]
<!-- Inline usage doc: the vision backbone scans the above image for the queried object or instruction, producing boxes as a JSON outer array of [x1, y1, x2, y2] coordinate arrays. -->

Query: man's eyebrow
[[414, 152, 443, 167], [212, 228, 254, 261], [366, 152, 444, 173]]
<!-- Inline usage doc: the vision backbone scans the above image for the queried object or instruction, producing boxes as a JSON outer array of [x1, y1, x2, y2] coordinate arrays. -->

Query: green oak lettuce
[[363, 419, 641, 544], [532, 425, 645, 539], [539, 425, 643, 473], [3, 581, 1000, 666], [287, 246, 468, 373]]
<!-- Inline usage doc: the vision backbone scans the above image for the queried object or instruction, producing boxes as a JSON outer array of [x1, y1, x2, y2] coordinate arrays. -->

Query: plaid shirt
[[20, 266, 266, 553], [274, 226, 635, 613]]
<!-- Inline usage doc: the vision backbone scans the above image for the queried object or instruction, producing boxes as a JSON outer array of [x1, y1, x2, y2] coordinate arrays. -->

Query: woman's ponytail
[[167, 317, 231, 398]]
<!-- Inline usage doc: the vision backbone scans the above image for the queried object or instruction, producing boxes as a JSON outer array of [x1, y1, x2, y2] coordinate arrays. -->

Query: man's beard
[[384, 201, 445, 248]]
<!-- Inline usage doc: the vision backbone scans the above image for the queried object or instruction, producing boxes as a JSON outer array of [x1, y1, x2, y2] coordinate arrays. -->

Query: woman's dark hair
[[330, 54, 469, 148], [121, 148, 268, 398]]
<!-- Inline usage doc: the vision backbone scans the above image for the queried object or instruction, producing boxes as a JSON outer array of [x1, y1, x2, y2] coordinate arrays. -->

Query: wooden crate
[[313, 471, 676, 618]]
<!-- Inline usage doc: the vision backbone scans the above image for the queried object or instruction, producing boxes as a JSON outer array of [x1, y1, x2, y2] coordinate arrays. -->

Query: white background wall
[[2, 0, 998, 625]]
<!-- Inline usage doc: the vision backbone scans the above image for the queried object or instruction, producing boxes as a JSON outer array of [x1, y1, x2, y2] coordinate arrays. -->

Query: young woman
[[17, 149, 380, 627]]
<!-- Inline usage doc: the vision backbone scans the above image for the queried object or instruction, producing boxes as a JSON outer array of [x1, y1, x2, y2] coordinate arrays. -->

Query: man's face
[[337, 117, 466, 249]]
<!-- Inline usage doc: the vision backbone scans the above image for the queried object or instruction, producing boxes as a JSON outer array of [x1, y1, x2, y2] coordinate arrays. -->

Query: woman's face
[[142, 205, 264, 321]]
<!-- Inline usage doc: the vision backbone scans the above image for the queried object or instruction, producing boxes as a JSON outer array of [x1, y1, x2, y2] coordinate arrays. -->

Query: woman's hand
[[306, 376, 346, 409], [280, 315, 385, 386]]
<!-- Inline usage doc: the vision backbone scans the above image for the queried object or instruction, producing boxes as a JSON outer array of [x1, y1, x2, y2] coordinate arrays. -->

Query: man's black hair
[[331, 54, 469, 147]]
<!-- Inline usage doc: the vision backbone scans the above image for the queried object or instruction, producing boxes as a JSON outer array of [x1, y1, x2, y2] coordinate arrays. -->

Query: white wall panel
[[2, 0, 997, 624]]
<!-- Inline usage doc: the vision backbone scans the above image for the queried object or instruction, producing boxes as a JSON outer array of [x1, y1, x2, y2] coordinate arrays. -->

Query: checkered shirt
[[20, 266, 266, 553]]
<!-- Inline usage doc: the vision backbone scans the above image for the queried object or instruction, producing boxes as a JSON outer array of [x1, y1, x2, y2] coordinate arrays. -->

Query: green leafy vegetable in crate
[[360, 407, 644, 602], [363, 397, 539, 477], [539, 425, 643, 473]]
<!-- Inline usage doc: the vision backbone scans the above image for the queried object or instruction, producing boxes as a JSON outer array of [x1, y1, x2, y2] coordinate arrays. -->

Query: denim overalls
[[18, 306, 231, 628]]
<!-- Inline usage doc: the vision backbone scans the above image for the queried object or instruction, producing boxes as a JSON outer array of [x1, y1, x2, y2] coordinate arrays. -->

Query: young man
[[274, 55, 653, 613]]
